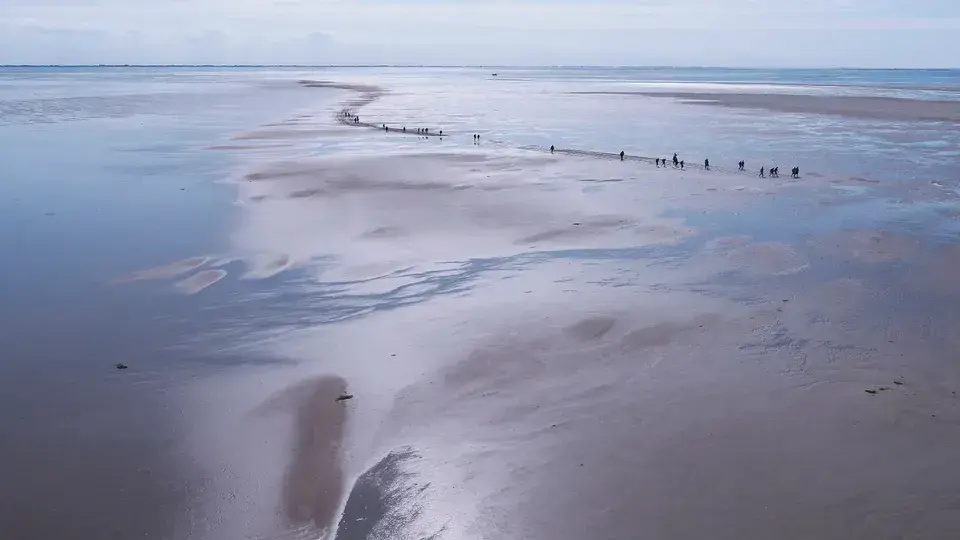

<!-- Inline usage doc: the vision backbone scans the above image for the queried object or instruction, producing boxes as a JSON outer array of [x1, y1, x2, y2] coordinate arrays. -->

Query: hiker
[[655, 158, 660, 167], [550, 145, 555, 154], [620, 150, 625, 161], [739, 160, 745, 171], [680, 160, 685, 170], [439, 130, 443, 136], [759, 167, 765, 178], [673, 153, 679, 167], [704, 158, 710, 170], [402, 127, 406, 133]]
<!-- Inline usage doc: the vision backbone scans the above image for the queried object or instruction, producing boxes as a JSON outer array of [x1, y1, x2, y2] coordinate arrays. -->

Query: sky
[[2, 0, 960, 67]]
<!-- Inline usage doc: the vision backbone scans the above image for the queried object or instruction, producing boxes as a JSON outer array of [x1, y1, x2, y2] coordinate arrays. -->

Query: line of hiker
[[341, 111, 802, 179]]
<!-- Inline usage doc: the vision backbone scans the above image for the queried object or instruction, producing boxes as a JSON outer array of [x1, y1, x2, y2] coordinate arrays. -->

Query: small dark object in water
[[864, 389, 878, 395], [573, 222, 582, 226], [336, 394, 354, 402], [115, 363, 129, 370], [893, 380, 904, 386]]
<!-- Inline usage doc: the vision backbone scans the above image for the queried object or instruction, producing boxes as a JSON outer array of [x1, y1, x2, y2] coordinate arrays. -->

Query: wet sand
[[10, 69, 960, 540], [218, 114, 960, 539]]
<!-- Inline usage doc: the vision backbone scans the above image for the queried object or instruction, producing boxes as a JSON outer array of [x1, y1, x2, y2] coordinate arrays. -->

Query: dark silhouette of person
[[738, 160, 744, 171], [439, 130, 443, 136], [620, 150, 625, 161], [403, 127, 406, 132], [759, 167, 765, 178], [550, 145, 555, 154], [704, 158, 710, 170], [673, 153, 679, 167], [655, 158, 660, 167], [794, 167, 800, 178], [680, 160, 684, 170]]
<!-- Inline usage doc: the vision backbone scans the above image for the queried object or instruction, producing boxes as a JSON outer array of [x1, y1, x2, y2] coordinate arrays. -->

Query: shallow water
[[3, 66, 960, 540]]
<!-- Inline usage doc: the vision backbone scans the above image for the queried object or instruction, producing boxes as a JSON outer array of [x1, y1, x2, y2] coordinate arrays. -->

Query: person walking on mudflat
[[704, 158, 710, 170], [550, 145, 555, 154], [620, 150, 625, 161], [673, 153, 679, 168], [759, 167, 765, 178]]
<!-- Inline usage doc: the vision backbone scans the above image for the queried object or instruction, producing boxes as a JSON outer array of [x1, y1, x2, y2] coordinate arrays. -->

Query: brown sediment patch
[[620, 314, 719, 351], [516, 218, 694, 247], [115, 256, 210, 283], [174, 269, 227, 294], [722, 242, 809, 275], [258, 376, 348, 534], [361, 226, 405, 240], [284, 376, 348, 533], [903, 243, 960, 297], [935, 208, 960, 220], [289, 189, 327, 199], [565, 316, 617, 342], [231, 129, 342, 141], [581, 90, 960, 123], [809, 229, 922, 264], [207, 143, 291, 151], [243, 255, 292, 280], [704, 235, 753, 253]]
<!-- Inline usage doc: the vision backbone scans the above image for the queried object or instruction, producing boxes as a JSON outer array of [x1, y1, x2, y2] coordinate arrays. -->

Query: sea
[[3, 66, 960, 540]]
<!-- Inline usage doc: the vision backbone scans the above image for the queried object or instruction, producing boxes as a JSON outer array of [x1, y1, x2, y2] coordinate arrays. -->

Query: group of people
[[655, 153, 685, 169], [474, 134, 482, 143], [758, 166, 800, 178]]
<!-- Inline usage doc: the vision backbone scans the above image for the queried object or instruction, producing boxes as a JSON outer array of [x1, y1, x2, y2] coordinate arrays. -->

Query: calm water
[[3, 66, 960, 540]]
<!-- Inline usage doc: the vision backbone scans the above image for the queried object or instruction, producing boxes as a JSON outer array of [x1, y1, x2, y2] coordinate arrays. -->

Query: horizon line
[[2, 64, 959, 71]]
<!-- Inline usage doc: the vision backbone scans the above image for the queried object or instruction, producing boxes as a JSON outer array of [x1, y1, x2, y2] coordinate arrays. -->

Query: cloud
[[1, 0, 959, 66]]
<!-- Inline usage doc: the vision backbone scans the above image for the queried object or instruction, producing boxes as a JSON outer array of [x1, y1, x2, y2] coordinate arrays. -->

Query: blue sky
[[2, 0, 959, 67]]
